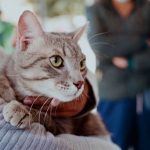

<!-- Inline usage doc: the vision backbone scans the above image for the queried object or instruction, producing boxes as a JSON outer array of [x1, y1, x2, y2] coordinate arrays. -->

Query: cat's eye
[[80, 59, 86, 71], [49, 55, 63, 68]]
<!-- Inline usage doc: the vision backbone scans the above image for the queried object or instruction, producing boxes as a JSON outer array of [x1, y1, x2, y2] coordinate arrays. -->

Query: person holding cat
[[0, 10, 120, 150], [86, 0, 150, 150]]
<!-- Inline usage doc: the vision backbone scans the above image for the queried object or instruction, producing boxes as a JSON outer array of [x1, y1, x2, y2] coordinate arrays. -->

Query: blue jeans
[[98, 90, 150, 150]]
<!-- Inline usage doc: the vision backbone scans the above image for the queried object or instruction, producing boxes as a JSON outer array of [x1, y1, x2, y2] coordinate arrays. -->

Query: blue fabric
[[137, 90, 150, 150], [98, 93, 150, 150], [0, 101, 121, 150]]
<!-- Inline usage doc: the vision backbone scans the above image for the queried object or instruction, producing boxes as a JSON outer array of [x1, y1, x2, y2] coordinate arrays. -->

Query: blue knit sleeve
[[0, 102, 120, 150]]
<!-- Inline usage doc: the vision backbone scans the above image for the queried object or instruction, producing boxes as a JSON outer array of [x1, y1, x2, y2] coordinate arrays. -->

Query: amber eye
[[49, 55, 63, 68], [80, 59, 86, 71]]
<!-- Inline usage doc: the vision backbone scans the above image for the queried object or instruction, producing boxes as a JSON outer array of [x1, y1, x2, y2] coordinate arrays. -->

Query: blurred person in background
[[86, 0, 150, 150], [0, 9, 15, 53]]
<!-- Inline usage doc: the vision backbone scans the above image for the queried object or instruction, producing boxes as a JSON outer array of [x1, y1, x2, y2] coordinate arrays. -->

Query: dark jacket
[[86, 1, 150, 100]]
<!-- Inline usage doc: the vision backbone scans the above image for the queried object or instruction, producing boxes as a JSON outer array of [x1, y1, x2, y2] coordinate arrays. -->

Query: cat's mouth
[[50, 90, 83, 106], [59, 85, 84, 100]]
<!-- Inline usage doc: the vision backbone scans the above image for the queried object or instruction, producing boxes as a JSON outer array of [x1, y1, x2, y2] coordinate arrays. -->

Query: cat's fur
[[0, 11, 108, 136]]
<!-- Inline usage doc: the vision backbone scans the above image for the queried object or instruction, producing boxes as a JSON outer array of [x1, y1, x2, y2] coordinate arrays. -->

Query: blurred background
[[0, 0, 96, 72], [1, 1, 150, 150]]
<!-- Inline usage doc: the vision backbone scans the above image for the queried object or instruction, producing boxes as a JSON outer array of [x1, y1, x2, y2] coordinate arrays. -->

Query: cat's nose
[[73, 81, 84, 90]]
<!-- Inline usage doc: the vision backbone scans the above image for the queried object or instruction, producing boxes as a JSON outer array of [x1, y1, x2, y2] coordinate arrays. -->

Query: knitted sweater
[[0, 101, 120, 150]]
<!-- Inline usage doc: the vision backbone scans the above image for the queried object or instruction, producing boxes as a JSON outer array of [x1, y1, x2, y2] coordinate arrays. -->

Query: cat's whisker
[[28, 95, 41, 128], [43, 98, 51, 124], [47, 103, 53, 125], [89, 47, 110, 59], [38, 97, 49, 124], [90, 41, 115, 48], [88, 31, 109, 41], [28, 96, 40, 115], [83, 92, 89, 99], [74, 97, 78, 111], [83, 89, 89, 98]]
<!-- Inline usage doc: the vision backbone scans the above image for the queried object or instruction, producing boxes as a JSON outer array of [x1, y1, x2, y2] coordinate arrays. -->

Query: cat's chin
[[53, 93, 82, 103], [48, 87, 83, 103], [51, 95, 80, 106]]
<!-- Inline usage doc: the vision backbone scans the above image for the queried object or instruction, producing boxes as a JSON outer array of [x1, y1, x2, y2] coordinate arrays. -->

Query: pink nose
[[73, 81, 83, 89]]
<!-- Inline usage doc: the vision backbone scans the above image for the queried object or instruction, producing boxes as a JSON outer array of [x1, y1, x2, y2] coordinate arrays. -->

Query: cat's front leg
[[3, 101, 33, 128]]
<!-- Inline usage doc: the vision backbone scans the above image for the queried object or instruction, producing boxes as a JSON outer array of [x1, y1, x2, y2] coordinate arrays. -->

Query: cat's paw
[[3, 101, 32, 128]]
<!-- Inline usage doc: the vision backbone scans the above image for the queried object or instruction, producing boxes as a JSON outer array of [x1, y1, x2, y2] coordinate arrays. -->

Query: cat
[[0, 10, 108, 136]]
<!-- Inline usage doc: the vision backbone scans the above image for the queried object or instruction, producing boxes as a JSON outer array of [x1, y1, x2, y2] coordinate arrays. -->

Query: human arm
[[112, 42, 150, 71], [0, 100, 120, 150], [0, 71, 120, 150], [125, 2, 150, 71]]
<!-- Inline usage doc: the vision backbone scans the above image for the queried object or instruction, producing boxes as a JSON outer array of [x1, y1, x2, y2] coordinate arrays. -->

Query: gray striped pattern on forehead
[[44, 32, 83, 58], [19, 32, 82, 70]]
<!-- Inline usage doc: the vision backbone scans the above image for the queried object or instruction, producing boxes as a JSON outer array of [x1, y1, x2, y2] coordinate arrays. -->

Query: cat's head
[[14, 10, 87, 103]]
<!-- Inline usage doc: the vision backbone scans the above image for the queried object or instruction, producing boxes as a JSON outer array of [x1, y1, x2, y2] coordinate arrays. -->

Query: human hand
[[147, 39, 150, 47], [112, 57, 128, 69]]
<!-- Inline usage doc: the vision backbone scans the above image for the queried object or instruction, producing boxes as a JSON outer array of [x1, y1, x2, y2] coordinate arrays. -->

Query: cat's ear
[[18, 10, 44, 51], [72, 23, 88, 42]]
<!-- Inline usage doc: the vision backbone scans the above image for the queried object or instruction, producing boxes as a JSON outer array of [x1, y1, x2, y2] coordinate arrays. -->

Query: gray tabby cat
[[0, 11, 108, 135]]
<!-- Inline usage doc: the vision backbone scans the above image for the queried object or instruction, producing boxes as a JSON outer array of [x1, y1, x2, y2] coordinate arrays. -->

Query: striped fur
[[0, 11, 108, 136]]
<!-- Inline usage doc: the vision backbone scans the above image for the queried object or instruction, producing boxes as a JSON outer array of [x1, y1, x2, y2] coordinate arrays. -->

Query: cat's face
[[15, 11, 87, 102]]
